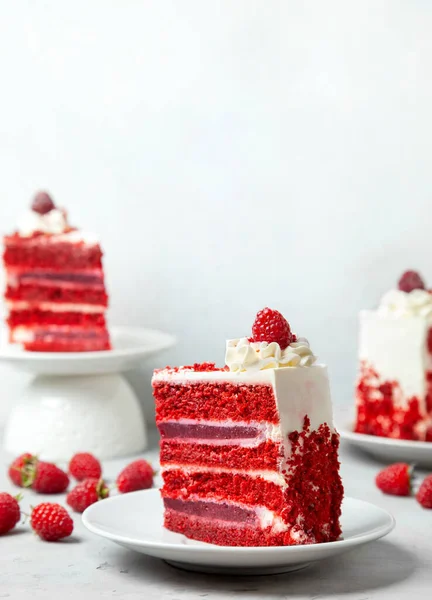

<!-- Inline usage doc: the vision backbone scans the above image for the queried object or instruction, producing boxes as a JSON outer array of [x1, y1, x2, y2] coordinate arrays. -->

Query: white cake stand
[[0, 326, 175, 461]]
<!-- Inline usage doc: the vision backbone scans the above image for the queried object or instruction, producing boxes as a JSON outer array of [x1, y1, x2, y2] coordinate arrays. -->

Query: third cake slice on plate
[[356, 270, 432, 441]]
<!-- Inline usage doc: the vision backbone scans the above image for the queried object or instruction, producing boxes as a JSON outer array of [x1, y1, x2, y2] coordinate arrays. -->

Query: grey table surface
[[1, 424, 431, 600]]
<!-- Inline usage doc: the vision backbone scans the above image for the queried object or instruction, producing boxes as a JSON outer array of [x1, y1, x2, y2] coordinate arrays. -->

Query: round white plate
[[338, 421, 432, 467], [0, 326, 176, 375], [82, 489, 395, 576]]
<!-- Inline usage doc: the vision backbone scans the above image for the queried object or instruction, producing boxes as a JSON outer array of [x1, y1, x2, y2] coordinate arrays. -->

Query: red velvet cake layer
[[4, 235, 103, 270], [8, 310, 106, 328], [160, 439, 282, 470], [155, 381, 278, 423], [6, 285, 107, 305], [6, 269, 107, 306], [355, 362, 431, 440], [164, 509, 311, 546], [162, 469, 285, 513]]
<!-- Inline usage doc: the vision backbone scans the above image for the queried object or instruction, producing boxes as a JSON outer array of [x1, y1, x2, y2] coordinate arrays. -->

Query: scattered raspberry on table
[[117, 459, 154, 493], [416, 475, 432, 509], [31, 503, 73, 542], [8, 454, 69, 493], [67, 478, 109, 513], [8, 453, 37, 487], [375, 463, 412, 496], [0, 492, 21, 535], [69, 452, 102, 481]]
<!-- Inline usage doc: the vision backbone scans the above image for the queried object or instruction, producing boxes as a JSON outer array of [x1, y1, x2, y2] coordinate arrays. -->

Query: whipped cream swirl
[[378, 289, 432, 318], [225, 337, 317, 373], [17, 208, 69, 236]]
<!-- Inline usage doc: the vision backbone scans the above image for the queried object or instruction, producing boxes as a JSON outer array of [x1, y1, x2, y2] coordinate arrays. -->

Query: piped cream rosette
[[225, 337, 317, 373]]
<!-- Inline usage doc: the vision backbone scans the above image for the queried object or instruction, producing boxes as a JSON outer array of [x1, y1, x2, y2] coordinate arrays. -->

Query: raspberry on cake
[[3, 191, 110, 352], [355, 270, 432, 441], [153, 308, 343, 547]]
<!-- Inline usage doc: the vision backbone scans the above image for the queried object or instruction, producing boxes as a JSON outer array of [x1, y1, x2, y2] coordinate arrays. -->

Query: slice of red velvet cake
[[153, 308, 343, 547], [355, 270, 432, 440], [3, 191, 110, 352]]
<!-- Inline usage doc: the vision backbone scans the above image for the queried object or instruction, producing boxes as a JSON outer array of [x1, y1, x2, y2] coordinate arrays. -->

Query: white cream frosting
[[225, 337, 316, 372], [17, 208, 69, 236], [378, 289, 432, 318], [359, 310, 429, 406]]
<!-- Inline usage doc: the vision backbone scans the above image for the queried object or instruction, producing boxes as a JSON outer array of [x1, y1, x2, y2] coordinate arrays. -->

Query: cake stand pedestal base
[[3, 373, 147, 461]]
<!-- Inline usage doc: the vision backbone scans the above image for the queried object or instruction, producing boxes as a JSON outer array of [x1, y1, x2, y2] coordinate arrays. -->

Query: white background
[[1, 0, 432, 426]]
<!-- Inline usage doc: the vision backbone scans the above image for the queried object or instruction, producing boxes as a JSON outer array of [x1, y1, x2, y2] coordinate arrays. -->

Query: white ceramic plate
[[338, 420, 432, 467], [0, 326, 176, 375], [82, 489, 395, 576]]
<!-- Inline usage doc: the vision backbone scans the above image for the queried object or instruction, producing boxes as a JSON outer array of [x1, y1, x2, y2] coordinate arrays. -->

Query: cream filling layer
[[11, 325, 107, 344], [7, 301, 106, 314], [11, 327, 34, 343]]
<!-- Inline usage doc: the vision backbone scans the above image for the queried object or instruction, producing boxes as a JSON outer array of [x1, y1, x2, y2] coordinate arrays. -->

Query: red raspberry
[[69, 453, 102, 481], [251, 307, 294, 350], [0, 492, 21, 535], [398, 270, 425, 293], [31, 462, 69, 494], [8, 453, 37, 487], [416, 475, 432, 509], [66, 478, 109, 513], [117, 459, 154, 494], [375, 463, 411, 496], [31, 503, 73, 542], [31, 191, 55, 215]]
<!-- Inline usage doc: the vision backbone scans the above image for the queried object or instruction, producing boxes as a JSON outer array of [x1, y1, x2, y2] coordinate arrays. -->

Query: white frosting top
[[378, 289, 432, 318], [225, 337, 317, 373], [359, 310, 429, 404], [17, 208, 68, 236]]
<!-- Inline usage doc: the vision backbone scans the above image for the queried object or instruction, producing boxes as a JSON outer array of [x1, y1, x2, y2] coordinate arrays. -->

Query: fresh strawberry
[[251, 307, 294, 350], [117, 459, 154, 494], [375, 463, 412, 496], [66, 478, 109, 513], [69, 452, 102, 481], [0, 492, 21, 535], [32, 462, 69, 494], [416, 475, 432, 509], [8, 453, 38, 487], [398, 270, 425, 293], [31, 503, 73, 541]]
